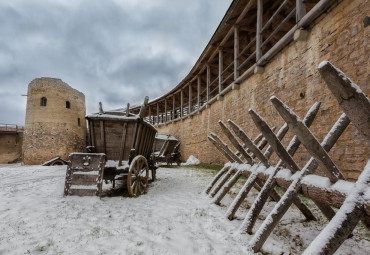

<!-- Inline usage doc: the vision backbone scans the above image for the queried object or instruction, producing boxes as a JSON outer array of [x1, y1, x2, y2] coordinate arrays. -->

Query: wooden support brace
[[303, 160, 370, 255], [263, 123, 289, 160], [210, 133, 242, 163], [212, 168, 244, 205], [318, 61, 370, 139], [271, 96, 345, 182], [209, 167, 238, 198], [208, 136, 236, 163], [228, 120, 270, 166], [248, 114, 350, 253], [204, 164, 231, 194], [219, 121, 254, 165]]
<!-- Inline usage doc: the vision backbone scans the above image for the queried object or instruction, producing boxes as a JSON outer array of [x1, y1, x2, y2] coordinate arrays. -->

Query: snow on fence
[[204, 61, 370, 254]]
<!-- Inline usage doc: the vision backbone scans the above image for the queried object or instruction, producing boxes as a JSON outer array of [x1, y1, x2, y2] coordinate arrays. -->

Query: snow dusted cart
[[152, 134, 181, 166], [64, 97, 157, 197]]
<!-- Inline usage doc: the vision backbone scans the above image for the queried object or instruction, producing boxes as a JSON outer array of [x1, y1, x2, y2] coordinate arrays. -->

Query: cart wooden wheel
[[127, 155, 149, 197]]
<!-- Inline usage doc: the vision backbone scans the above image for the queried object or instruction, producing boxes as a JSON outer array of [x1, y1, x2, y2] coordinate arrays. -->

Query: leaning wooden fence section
[[204, 61, 370, 254]]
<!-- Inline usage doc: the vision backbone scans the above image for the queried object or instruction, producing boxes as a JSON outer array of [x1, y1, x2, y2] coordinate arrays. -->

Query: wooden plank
[[271, 96, 345, 182], [248, 114, 350, 253], [100, 120, 106, 154], [318, 61, 370, 139], [118, 123, 128, 166], [68, 189, 97, 196], [197, 76, 201, 108], [219, 121, 254, 165]]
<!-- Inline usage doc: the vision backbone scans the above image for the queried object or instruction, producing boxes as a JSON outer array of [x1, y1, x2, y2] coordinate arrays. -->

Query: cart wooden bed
[[152, 134, 181, 166], [64, 98, 157, 197]]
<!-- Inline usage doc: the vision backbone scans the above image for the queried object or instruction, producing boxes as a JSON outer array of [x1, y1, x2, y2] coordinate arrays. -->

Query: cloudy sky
[[0, 0, 231, 125]]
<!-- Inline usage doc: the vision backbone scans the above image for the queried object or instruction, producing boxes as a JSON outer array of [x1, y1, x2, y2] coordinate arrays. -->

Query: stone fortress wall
[[22, 78, 87, 165], [157, 0, 369, 180], [0, 125, 23, 164]]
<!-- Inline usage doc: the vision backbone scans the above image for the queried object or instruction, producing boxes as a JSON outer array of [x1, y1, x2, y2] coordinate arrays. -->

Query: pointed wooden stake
[[210, 133, 242, 163], [318, 61, 370, 139], [248, 114, 350, 253], [209, 166, 238, 198], [304, 160, 370, 255], [219, 121, 254, 165], [228, 120, 270, 166], [263, 123, 289, 160], [240, 102, 321, 233], [204, 164, 230, 194], [271, 96, 345, 182], [212, 168, 244, 205], [208, 136, 236, 163]]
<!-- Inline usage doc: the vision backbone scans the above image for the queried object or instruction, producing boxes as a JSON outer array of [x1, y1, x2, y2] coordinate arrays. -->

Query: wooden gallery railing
[[204, 61, 370, 254], [137, 0, 339, 126]]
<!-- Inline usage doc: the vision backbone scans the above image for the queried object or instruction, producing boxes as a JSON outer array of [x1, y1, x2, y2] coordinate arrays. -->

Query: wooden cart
[[64, 97, 157, 197], [152, 134, 181, 166]]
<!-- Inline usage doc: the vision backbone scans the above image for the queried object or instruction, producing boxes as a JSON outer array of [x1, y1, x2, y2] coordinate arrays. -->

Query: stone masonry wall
[[158, 0, 369, 180], [22, 78, 87, 165], [0, 132, 23, 164]]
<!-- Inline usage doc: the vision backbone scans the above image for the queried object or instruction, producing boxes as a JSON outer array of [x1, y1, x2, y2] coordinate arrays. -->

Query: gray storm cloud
[[0, 0, 231, 124]]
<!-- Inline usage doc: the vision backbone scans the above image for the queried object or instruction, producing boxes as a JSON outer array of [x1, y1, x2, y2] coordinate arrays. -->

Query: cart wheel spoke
[[127, 155, 149, 197]]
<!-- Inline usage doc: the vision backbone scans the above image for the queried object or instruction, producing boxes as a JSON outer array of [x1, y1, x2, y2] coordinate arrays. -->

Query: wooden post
[[234, 26, 239, 80], [256, 0, 263, 61], [100, 120, 105, 154], [219, 49, 223, 93], [296, 0, 306, 22], [197, 76, 201, 108], [180, 89, 184, 117], [207, 65, 210, 101], [248, 114, 350, 253], [189, 84, 192, 113], [148, 105, 152, 124], [172, 95, 175, 120], [156, 103, 159, 124], [164, 99, 167, 123]]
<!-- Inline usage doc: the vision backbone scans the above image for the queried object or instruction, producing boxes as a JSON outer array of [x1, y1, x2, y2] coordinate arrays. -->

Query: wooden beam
[[180, 89, 184, 117], [271, 96, 345, 182], [248, 114, 350, 253], [256, 0, 263, 61], [218, 121, 254, 165], [219, 49, 223, 93], [189, 84, 192, 113], [204, 164, 231, 194], [164, 99, 167, 123], [156, 103, 159, 124], [207, 65, 210, 101], [172, 95, 175, 120], [296, 0, 307, 22], [234, 27, 239, 80]]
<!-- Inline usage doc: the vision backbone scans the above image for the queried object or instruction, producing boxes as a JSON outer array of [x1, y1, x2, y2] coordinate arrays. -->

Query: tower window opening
[[66, 101, 71, 109], [78, 118, 81, 127], [40, 97, 47, 106]]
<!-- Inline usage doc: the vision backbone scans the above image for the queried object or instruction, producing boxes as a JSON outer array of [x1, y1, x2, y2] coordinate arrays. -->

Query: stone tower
[[22, 78, 86, 165]]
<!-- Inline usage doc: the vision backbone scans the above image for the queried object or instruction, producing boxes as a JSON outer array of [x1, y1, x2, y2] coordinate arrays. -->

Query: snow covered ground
[[0, 164, 368, 255]]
